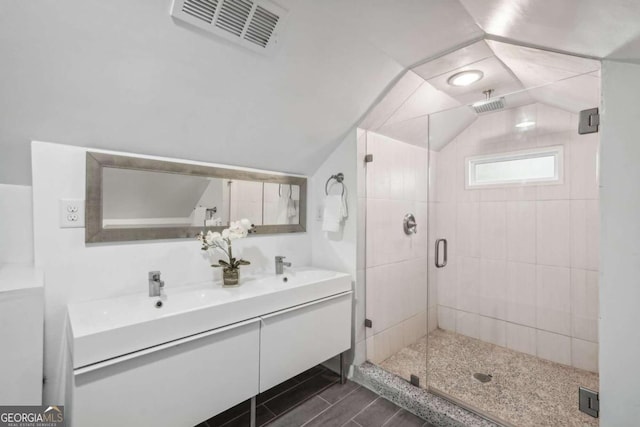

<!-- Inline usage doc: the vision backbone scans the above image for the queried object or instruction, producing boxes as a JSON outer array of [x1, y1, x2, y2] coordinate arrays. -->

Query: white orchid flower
[[226, 222, 246, 240], [197, 219, 253, 272]]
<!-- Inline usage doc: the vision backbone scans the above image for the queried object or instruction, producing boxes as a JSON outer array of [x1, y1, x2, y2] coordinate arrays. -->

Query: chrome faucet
[[148, 271, 165, 297], [275, 256, 291, 275]]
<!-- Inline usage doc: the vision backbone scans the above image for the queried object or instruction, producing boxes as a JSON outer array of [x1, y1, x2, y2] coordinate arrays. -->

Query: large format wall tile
[[456, 256, 481, 313], [570, 132, 599, 200], [571, 269, 599, 342], [537, 330, 572, 366], [480, 202, 507, 260], [536, 200, 571, 267], [536, 265, 571, 335], [506, 262, 536, 328], [456, 202, 480, 257], [506, 323, 537, 356], [570, 199, 600, 271], [430, 104, 599, 372], [506, 201, 536, 263]]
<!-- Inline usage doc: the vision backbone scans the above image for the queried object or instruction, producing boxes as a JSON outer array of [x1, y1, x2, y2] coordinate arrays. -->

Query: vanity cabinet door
[[259, 292, 352, 392], [70, 319, 260, 427]]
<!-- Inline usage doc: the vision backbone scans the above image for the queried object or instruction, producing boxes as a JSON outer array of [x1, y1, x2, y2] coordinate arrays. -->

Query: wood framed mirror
[[85, 152, 306, 243]]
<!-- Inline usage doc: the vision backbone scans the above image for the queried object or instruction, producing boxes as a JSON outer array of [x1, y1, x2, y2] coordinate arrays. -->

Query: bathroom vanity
[[65, 267, 352, 427]]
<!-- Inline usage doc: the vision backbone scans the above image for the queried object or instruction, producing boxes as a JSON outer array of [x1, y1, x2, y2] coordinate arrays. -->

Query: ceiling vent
[[171, 0, 288, 54]]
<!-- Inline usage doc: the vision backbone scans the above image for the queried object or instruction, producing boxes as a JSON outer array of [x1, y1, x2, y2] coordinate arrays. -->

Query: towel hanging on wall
[[322, 173, 348, 232]]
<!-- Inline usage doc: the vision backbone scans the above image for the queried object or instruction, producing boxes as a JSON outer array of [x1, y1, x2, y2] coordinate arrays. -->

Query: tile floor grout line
[[340, 417, 365, 427], [263, 377, 340, 425], [262, 374, 338, 415], [259, 380, 312, 406], [316, 395, 332, 405], [299, 405, 331, 427], [218, 408, 251, 427], [218, 376, 326, 427], [324, 383, 363, 406], [299, 393, 339, 427], [300, 384, 371, 427], [379, 408, 403, 427], [257, 405, 278, 427], [345, 396, 381, 423]]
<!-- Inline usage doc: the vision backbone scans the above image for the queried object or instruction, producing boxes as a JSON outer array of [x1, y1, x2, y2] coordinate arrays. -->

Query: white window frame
[[466, 146, 564, 189]]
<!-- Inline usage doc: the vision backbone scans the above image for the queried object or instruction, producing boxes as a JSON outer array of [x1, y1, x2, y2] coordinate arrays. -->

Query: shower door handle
[[435, 238, 447, 268]]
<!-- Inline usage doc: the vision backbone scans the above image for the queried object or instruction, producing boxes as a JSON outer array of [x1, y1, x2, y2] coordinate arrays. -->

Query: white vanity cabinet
[[69, 319, 260, 427], [66, 268, 352, 427], [259, 292, 352, 392]]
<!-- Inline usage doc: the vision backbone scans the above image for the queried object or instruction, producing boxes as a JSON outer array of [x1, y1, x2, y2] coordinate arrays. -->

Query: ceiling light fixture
[[516, 120, 536, 128], [447, 70, 484, 87]]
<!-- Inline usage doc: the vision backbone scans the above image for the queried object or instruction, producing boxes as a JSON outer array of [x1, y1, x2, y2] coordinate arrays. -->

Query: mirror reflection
[[102, 168, 300, 229]]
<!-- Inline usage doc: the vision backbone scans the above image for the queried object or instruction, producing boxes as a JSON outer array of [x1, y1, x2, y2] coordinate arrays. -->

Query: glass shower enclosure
[[361, 40, 601, 427]]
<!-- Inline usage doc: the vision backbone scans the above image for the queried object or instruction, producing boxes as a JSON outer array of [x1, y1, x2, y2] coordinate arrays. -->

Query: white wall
[[0, 184, 34, 264], [31, 141, 312, 405], [309, 129, 361, 364], [0, 1, 421, 186], [363, 131, 430, 364], [433, 103, 599, 372], [599, 60, 640, 426]]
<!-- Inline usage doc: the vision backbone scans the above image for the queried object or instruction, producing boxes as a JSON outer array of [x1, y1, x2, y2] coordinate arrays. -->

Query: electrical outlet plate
[[59, 199, 85, 228]]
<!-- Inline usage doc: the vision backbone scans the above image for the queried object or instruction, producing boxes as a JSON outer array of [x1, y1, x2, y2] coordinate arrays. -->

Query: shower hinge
[[410, 374, 420, 387], [364, 154, 373, 163], [579, 387, 599, 418], [578, 108, 600, 134], [364, 318, 373, 328]]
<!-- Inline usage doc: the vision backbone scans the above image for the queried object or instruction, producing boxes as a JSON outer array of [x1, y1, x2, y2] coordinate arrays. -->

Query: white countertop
[[67, 266, 352, 369], [0, 263, 43, 293]]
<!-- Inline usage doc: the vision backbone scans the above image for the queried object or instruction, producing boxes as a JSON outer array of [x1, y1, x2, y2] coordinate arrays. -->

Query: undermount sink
[[67, 267, 351, 369]]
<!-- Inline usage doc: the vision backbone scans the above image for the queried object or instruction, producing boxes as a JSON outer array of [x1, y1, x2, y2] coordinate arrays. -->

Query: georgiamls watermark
[[0, 406, 64, 427]]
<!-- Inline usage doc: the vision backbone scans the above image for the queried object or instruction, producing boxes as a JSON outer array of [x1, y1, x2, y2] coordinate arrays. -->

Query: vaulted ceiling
[[1, 1, 639, 184], [459, 0, 640, 63], [361, 40, 601, 149]]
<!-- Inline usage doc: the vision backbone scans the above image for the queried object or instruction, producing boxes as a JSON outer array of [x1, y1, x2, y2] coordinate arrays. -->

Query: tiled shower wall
[[431, 103, 599, 372], [364, 131, 433, 364]]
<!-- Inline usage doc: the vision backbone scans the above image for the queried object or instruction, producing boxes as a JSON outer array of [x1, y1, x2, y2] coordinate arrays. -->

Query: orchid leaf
[[237, 259, 250, 266], [218, 259, 230, 267], [211, 264, 221, 268]]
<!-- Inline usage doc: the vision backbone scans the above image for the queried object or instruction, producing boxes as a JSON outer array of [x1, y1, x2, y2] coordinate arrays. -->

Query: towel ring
[[325, 173, 345, 196]]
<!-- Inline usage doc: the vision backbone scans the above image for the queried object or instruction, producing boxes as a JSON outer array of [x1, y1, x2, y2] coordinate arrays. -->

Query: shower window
[[466, 146, 563, 188]]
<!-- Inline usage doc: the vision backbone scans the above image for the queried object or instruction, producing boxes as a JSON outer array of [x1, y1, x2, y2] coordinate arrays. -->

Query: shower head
[[472, 89, 505, 114]]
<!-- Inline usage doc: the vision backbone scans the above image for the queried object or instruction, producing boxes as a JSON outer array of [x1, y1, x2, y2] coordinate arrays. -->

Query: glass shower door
[[426, 77, 601, 426], [362, 116, 430, 389]]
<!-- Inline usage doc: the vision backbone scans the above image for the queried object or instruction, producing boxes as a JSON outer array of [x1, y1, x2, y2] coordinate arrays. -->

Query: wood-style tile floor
[[195, 365, 434, 427]]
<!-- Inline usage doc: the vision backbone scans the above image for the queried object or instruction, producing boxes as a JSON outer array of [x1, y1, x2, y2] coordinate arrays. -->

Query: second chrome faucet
[[275, 256, 292, 275]]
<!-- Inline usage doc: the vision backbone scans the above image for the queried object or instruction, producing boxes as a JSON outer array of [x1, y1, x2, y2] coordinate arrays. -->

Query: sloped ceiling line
[[376, 81, 428, 130]]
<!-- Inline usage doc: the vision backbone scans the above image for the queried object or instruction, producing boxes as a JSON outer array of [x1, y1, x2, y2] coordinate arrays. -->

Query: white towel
[[322, 194, 347, 232], [287, 198, 297, 218]]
